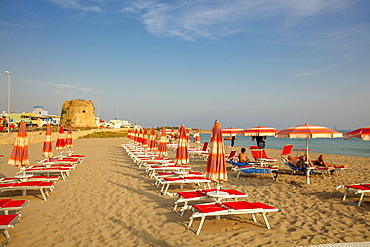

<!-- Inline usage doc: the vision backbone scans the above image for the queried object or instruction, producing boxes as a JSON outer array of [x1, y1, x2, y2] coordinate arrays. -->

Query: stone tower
[[60, 100, 96, 127]]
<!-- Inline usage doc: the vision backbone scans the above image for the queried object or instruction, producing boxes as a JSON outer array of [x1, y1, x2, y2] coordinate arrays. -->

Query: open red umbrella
[[276, 123, 343, 184], [206, 121, 228, 190], [243, 125, 280, 137], [56, 126, 66, 156], [8, 122, 30, 176], [157, 126, 168, 157], [221, 127, 244, 136], [175, 125, 189, 168], [343, 126, 370, 141], [42, 124, 53, 160], [148, 127, 156, 151]]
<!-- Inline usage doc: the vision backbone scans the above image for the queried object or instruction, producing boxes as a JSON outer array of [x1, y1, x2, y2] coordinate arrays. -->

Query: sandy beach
[[0, 138, 369, 247]]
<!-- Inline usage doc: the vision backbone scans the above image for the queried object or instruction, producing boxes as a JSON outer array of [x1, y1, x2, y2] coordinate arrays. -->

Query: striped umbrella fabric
[[65, 128, 73, 150], [194, 128, 201, 144], [344, 126, 370, 141], [42, 124, 53, 158], [243, 125, 280, 137], [8, 122, 30, 169], [175, 125, 189, 166], [148, 127, 156, 151], [56, 126, 66, 155], [221, 127, 244, 136], [275, 123, 343, 154], [142, 128, 149, 148], [157, 126, 168, 157], [206, 121, 228, 187], [138, 129, 143, 146]]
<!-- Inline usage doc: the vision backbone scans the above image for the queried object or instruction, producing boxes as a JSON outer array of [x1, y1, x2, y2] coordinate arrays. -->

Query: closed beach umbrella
[[65, 128, 73, 150], [138, 129, 143, 146], [8, 122, 30, 175], [194, 128, 201, 145], [343, 126, 370, 141], [56, 126, 66, 156], [157, 126, 168, 157], [142, 128, 149, 148], [206, 121, 228, 190], [42, 124, 53, 159], [221, 127, 244, 136], [175, 125, 189, 167], [148, 127, 156, 151]]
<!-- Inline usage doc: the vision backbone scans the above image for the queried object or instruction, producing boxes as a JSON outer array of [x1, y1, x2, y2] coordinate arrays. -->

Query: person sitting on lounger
[[313, 155, 348, 168], [238, 148, 250, 163], [284, 155, 313, 168]]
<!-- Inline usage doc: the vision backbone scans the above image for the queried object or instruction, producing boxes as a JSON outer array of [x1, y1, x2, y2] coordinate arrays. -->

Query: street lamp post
[[4, 71, 10, 135], [97, 99, 100, 128], [56, 87, 60, 127], [116, 105, 119, 120]]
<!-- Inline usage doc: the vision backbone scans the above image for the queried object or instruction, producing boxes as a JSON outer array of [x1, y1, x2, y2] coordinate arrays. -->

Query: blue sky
[[1, 0, 369, 130]]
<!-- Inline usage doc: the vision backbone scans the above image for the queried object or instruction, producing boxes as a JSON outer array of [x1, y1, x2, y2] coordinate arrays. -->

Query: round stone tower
[[60, 100, 96, 127]]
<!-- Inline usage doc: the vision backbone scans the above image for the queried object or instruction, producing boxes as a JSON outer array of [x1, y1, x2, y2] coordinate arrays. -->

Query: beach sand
[[0, 138, 369, 247]]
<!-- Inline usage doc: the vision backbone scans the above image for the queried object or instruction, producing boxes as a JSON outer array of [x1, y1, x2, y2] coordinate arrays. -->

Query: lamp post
[[56, 87, 60, 127], [97, 99, 100, 128], [4, 71, 10, 135], [116, 105, 119, 120]]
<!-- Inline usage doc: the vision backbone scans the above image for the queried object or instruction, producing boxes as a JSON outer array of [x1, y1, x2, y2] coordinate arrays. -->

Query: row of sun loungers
[[0, 153, 86, 245], [122, 142, 280, 235]]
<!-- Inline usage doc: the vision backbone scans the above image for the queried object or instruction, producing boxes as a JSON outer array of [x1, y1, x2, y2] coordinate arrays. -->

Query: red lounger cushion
[[0, 214, 18, 225], [193, 204, 225, 213]]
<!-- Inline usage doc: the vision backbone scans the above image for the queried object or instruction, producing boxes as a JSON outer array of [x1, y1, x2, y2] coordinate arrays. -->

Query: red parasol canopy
[[148, 127, 156, 151], [42, 124, 53, 158], [142, 128, 149, 148], [206, 121, 228, 187], [343, 126, 370, 141], [243, 125, 280, 137], [56, 126, 66, 155], [194, 128, 201, 144], [175, 125, 189, 166], [157, 126, 168, 157], [65, 128, 73, 150], [221, 127, 244, 136], [8, 122, 30, 169]]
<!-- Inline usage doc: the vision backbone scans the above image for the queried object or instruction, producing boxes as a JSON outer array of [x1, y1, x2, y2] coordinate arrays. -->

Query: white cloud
[[47, 0, 103, 13]]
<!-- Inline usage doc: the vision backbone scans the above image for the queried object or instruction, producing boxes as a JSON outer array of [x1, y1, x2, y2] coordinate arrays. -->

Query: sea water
[[200, 131, 370, 158]]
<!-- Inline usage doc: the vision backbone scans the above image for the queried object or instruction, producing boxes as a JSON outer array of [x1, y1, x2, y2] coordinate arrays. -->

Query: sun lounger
[[250, 146, 277, 165], [146, 165, 190, 178], [0, 199, 28, 215], [0, 214, 21, 247], [174, 189, 248, 216], [158, 177, 212, 195], [188, 201, 279, 235], [0, 155, 4, 163], [341, 183, 370, 206], [0, 175, 60, 183], [236, 166, 278, 179], [22, 167, 72, 181], [0, 181, 55, 201]]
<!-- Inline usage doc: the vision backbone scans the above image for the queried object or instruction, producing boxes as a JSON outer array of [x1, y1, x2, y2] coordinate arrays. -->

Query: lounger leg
[[261, 212, 271, 229], [196, 216, 206, 235], [22, 189, 26, 196], [2, 229, 10, 247], [358, 193, 365, 206], [342, 188, 349, 201], [40, 188, 48, 201]]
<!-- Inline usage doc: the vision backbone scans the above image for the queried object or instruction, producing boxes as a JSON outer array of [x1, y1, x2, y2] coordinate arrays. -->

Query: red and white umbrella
[[148, 127, 156, 151], [8, 122, 30, 175], [56, 126, 66, 156], [194, 128, 201, 145], [243, 125, 280, 137], [65, 128, 73, 150], [138, 129, 143, 146], [206, 121, 228, 190], [42, 124, 53, 159], [142, 128, 149, 148], [157, 126, 168, 157], [175, 125, 189, 167], [221, 127, 244, 136], [343, 126, 370, 141]]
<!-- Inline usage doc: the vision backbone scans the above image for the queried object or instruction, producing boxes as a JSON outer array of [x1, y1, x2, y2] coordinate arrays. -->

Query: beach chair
[[280, 144, 294, 158], [0, 181, 55, 201], [146, 164, 190, 178], [188, 142, 208, 159], [250, 146, 277, 166], [21, 167, 72, 181], [0, 175, 60, 183], [225, 151, 237, 162], [188, 201, 279, 235], [0, 199, 28, 215], [0, 214, 21, 247], [173, 189, 248, 216], [340, 183, 370, 206], [157, 177, 212, 195]]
